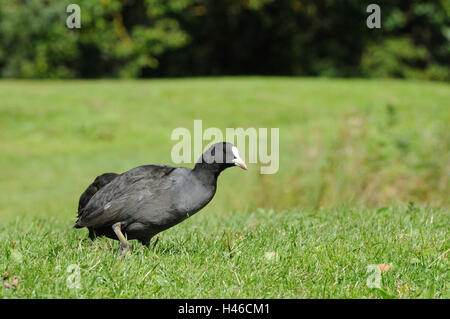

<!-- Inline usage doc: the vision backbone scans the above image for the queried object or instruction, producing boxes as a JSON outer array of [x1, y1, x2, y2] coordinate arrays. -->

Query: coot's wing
[[76, 191, 151, 228], [75, 165, 176, 228], [77, 173, 119, 216]]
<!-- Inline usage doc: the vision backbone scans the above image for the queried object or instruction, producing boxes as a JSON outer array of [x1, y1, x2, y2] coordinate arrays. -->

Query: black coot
[[75, 142, 247, 256]]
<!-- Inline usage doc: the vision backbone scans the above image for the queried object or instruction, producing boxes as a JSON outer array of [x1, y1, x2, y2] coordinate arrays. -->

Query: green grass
[[0, 77, 448, 298], [0, 206, 448, 298]]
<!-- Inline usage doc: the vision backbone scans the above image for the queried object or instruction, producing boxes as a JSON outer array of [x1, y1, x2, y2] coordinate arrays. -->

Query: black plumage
[[77, 172, 119, 239], [75, 142, 247, 255], [78, 173, 119, 212]]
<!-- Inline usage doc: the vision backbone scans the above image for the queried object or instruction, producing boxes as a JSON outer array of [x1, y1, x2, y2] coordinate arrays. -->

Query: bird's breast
[[171, 179, 216, 219]]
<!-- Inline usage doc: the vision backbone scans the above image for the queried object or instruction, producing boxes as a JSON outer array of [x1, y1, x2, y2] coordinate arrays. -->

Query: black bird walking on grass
[[75, 142, 248, 256]]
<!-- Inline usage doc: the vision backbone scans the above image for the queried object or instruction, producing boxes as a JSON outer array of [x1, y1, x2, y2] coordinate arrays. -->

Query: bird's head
[[196, 142, 248, 174]]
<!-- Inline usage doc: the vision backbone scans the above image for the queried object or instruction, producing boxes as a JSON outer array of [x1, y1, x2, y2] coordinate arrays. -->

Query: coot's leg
[[140, 236, 158, 249], [140, 238, 150, 248], [112, 222, 130, 257], [88, 228, 97, 241]]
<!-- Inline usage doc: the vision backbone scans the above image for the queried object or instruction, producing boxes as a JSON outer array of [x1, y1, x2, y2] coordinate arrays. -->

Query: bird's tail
[[76, 172, 119, 217], [73, 223, 82, 229]]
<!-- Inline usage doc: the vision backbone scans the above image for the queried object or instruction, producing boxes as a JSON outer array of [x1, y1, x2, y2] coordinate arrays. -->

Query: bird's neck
[[192, 163, 222, 187]]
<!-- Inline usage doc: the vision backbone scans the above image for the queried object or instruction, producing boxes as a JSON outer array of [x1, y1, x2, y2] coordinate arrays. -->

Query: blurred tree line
[[0, 0, 448, 80]]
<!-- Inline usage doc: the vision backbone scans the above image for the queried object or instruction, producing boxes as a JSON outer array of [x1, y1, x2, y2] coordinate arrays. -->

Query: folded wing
[[75, 165, 176, 228]]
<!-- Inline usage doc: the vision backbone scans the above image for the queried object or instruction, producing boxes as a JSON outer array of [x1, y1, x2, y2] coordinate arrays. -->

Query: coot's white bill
[[231, 146, 248, 170]]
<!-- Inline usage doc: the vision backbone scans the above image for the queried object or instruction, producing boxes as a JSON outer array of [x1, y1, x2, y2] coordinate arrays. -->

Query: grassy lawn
[[0, 206, 448, 298], [0, 78, 448, 298]]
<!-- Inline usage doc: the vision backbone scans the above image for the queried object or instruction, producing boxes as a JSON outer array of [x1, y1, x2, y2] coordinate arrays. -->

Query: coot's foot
[[112, 222, 131, 258], [118, 243, 131, 258]]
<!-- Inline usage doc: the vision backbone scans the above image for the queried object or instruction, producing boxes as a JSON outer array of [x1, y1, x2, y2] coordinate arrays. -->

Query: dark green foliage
[[0, 0, 188, 78], [0, 0, 448, 79]]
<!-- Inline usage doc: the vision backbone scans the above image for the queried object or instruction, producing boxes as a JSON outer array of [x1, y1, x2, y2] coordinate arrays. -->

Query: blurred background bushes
[[0, 0, 448, 80]]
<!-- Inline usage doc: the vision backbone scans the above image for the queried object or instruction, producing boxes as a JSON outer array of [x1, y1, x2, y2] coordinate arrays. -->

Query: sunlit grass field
[[1, 206, 448, 298], [0, 78, 448, 298]]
